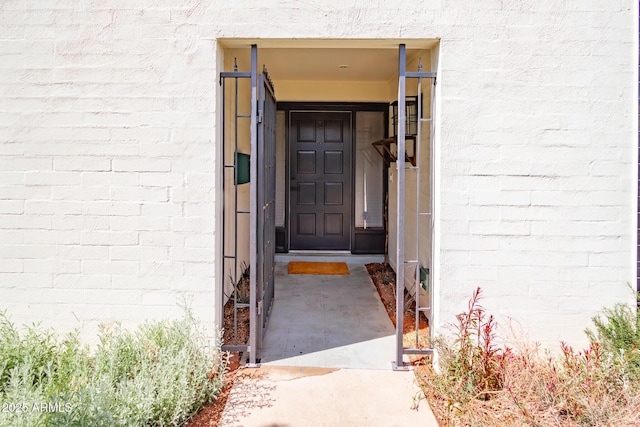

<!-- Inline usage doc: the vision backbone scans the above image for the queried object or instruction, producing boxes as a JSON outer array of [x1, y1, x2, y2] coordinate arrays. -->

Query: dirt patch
[[222, 304, 250, 347]]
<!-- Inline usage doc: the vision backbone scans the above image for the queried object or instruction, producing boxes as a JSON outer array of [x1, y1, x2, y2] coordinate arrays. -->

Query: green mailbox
[[235, 152, 250, 185], [420, 266, 429, 292]]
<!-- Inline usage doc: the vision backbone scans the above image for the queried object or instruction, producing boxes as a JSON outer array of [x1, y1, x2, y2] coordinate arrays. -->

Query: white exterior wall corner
[[0, 0, 637, 352]]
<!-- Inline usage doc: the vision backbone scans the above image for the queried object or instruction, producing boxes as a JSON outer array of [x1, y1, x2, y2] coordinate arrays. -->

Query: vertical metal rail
[[221, 69, 227, 343], [429, 73, 436, 347], [260, 68, 277, 340], [233, 64, 240, 345], [257, 72, 265, 351], [394, 44, 407, 370], [416, 62, 436, 348], [248, 44, 259, 367], [394, 45, 437, 370], [415, 60, 423, 349]]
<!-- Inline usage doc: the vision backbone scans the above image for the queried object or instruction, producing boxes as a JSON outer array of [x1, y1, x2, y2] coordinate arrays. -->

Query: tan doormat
[[287, 261, 350, 275]]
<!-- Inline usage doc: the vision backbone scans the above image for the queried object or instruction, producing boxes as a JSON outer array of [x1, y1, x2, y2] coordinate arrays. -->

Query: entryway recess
[[219, 41, 437, 370], [220, 45, 276, 366]]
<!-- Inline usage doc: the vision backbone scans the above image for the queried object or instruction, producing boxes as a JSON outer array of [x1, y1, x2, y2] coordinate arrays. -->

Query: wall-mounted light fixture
[[391, 96, 419, 137]]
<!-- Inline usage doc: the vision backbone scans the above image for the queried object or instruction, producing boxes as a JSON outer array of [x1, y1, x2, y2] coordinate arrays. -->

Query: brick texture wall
[[434, 3, 637, 347], [0, 0, 636, 349], [0, 2, 220, 341]]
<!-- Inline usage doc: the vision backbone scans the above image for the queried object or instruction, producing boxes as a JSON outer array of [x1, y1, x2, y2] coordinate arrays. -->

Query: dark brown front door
[[290, 112, 352, 250]]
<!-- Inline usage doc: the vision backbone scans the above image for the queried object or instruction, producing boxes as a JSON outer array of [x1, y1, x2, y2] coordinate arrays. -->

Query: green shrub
[[0, 310, 227, 427], [586, 298, 640, 379]]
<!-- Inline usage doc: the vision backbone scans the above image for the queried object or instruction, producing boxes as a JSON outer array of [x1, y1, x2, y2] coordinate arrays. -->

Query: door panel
[[290, 112, 352, 250]]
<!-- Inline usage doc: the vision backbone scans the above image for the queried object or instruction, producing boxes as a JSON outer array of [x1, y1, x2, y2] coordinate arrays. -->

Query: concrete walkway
[[220, 263, 439, 427], [260, 263, 395, 370], [220, 365, 438, 427]]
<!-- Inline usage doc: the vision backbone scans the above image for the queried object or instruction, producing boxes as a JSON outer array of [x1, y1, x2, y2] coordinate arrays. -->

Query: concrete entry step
[[275, 252, 384, 264]]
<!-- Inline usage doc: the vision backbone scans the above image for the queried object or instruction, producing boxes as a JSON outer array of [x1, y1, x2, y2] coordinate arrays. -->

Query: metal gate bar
[[259, 69, 277, 341], [248, 44, 259, 366], [394, 44, 407, 368], [394, 44, 437, 370], [415, 60, 425, 349], [255, 67, 276, 355]]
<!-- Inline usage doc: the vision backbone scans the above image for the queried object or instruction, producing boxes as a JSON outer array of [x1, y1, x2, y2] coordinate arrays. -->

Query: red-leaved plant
[[448, 287, 511, 401], [420, 287, 640, 426]]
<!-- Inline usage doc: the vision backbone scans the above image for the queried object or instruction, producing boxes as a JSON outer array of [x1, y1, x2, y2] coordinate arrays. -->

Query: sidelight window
[[355, 111, 385, 229]]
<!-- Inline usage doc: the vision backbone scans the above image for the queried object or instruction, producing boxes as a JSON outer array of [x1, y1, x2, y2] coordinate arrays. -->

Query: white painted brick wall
[[0, 0, 220, 343], [428, 2, 637, 349], [0, 0, 636, 352]]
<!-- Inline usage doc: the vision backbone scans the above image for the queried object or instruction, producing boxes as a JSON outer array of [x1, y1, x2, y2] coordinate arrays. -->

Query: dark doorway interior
[[276, 103, 388, 254]]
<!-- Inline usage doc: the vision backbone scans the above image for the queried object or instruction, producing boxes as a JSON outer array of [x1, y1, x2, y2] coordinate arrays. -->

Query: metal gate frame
[[252, 50, 277, 366], [394, 44, 437, 370], [220, 44, 276, 367]]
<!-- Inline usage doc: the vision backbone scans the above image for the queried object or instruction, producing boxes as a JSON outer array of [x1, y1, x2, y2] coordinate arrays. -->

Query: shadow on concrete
[[219, 369, 277, 427]]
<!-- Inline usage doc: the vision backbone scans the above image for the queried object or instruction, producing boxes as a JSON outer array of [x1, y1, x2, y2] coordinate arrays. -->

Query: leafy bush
[[420, 288, 640, 426], [586, 299, 640, 379], [0, 311, 227, 427]]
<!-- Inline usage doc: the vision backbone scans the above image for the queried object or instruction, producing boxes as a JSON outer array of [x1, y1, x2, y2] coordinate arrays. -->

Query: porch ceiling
[[222, 39, 437, 82], [258, 48, 417, 82]]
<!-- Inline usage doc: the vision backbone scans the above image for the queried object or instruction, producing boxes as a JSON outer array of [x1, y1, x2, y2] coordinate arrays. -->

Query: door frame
[[276, 102, 389, 254]]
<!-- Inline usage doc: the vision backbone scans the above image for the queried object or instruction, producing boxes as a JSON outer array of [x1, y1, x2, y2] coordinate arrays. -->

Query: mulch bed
[[187, 298, 250, 427], [186, 351, 241, 427], [365, 263, 431, 364]]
